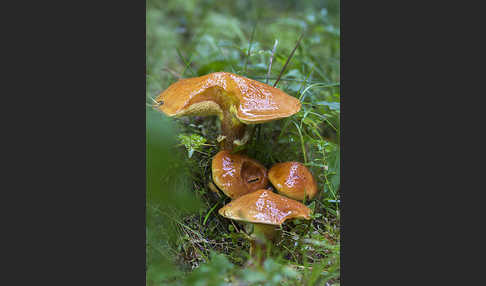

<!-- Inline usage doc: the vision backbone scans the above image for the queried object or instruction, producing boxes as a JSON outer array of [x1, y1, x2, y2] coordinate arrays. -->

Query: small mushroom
[[268, 162, 318, 201], [212, 150, 268, 199], [154, 72, 301, 150], [218, 189, 311, 259]]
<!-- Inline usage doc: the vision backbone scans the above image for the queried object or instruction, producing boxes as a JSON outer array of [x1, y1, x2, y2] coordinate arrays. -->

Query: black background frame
[[2, 0, 477, 285]]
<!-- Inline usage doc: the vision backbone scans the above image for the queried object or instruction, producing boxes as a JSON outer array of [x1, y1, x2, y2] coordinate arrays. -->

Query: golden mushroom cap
[[268, 162, 318, 201], [218, 189, 311, 226], [155, 72, 301, 123], [212, 150, 268, 199]]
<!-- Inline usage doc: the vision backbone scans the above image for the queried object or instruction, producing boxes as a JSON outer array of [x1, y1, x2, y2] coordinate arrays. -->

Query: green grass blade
[[203, 202, 220, 225]]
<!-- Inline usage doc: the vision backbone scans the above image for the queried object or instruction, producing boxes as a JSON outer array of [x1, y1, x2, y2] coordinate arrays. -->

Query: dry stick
[[273, 30, 305, 88], [266, 39, 279, 84], [258, 77, 323, 83], [161, 67, 182, 79], [231, 220, 240, 233]]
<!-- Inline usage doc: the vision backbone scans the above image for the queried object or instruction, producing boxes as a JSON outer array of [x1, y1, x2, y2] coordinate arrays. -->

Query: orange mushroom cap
[[154, 72, 301, 124], [268, 162, 318, 201], [218, 189, 311, 226], [212, 150, 268, 199]]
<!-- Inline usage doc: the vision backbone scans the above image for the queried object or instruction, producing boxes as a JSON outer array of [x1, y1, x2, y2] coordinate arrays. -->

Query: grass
[[146, 0, 340, 285]]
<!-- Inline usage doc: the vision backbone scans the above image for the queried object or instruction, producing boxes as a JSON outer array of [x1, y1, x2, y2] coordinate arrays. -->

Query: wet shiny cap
[[218, 189, 311, 225], [212, 150, 268, 199], [155, 72, 301, 123], [268, 162, 318, 201]]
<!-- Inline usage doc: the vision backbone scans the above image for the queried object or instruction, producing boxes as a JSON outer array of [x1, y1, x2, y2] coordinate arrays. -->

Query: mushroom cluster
[[155, 72, 320, 262], [213, 152, 320, 260]]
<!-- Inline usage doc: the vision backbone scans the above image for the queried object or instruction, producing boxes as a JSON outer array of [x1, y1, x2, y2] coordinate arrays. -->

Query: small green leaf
[[178, 133, 207, 158]]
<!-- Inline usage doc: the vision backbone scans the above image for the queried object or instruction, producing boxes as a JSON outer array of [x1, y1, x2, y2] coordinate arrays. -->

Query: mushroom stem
[[220, 109, 246, 151], [249, 223, 278, 262]]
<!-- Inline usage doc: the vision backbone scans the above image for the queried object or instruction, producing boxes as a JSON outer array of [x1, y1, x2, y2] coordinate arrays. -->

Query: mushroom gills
[[241, 161, 266, 188]]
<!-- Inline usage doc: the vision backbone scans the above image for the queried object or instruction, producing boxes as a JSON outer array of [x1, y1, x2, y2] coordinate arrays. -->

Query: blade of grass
[[276, 69, 314, 141], [277, 118, 293, 141], [292, 121, 307, 164], [147, 94, 157, 104], [299, 82, 340, 102], [292, 66, 315, 104], [243, 22, 258, 74], [305, 60, 328, 82], [203, 202, 220, 225], [176, 48, 196, 77], [308, 111, 338, 131]]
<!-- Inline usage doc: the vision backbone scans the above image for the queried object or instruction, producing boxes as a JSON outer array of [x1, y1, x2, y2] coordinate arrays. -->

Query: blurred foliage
[[147, 0, 340, 285]]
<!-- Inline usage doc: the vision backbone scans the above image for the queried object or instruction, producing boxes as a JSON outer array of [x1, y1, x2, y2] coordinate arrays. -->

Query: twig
[[256, 77, 325, 83], [161, 67, 182, 79], [273, 30, 305, 87], [231, 220, 240, 233]]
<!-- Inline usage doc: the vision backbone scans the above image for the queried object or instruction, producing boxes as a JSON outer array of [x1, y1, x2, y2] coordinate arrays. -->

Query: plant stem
[[249, 223, 278, 263], [220, 109, 246, 151]]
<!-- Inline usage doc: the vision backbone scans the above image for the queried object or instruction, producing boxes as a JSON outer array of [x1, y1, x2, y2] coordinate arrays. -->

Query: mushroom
[[218, 189, 311, 259], [154, 72, 301, 150], [268, 162, 319, 202], [212, 150, 268, 199]]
